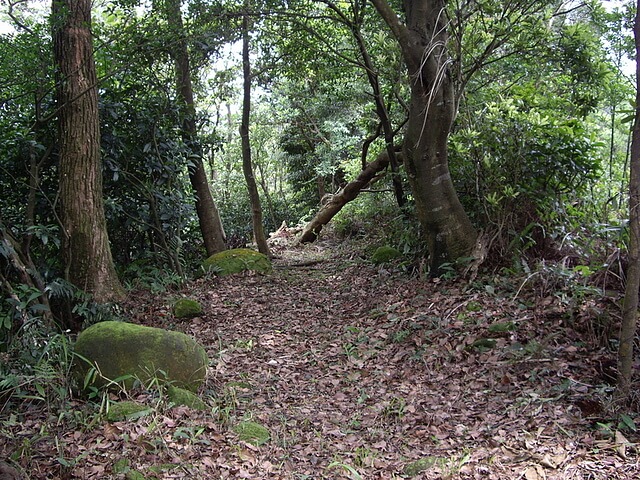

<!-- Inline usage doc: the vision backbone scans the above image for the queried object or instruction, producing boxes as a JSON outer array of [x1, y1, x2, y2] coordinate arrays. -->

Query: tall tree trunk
[[617, 0, 640, 403], [161, 0, 226, 256], [52, 0, 124, 302], [371, 0, 476, 273], [240, 1, 270, 256]]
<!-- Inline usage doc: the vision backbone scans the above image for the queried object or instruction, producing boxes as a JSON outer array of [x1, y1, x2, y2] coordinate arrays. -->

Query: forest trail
[[130, 238, 636, 479], [8, 239, 639, 479]]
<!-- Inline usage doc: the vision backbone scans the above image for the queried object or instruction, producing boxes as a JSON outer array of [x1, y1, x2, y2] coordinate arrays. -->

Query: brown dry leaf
[[524, 464, 546, 479], [615, 430, 629, 459], [5, 239, 640, 479]]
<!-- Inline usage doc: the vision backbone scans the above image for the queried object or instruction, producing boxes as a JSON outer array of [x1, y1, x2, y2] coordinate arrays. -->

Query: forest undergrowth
[[1, 237, 640, 479]]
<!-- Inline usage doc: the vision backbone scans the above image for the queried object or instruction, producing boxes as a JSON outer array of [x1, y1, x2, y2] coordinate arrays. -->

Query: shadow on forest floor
[[2, 236, 639, 479]]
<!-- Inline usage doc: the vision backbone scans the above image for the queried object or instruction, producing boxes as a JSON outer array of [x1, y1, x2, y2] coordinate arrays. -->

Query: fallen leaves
[[1, 239, 639, 478]]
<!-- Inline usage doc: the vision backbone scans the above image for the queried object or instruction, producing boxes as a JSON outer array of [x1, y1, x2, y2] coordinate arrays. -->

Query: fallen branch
[[296, 150, 394, 244]]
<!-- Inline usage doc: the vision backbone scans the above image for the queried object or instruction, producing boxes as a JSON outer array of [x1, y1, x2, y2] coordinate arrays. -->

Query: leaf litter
[[1, 238, 639, 479]]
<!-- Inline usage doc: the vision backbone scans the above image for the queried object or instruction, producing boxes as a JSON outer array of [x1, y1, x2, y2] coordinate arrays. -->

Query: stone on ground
[[74, 321, 208, 393], [173, 298, 203, 319], [202, 248, 272, 276]]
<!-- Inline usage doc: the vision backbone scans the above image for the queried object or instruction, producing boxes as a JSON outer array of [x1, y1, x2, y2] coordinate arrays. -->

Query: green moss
[[74, 321, 208, 393], [113, 459, 147, 480], [470, 338, 497, 351], [148, 464, 181, 474], [167, 385, 207, 410], [233, 421, 270, 446], [113, 458, 130, 474], [488, 321, 516, 334], [202, 248, 272, 276], [173, 298, 203, 319], [371, 245, 402, 264], [125, 471, 146, 480], [403, 457, 446, 476], [106, 401, 153, 422]]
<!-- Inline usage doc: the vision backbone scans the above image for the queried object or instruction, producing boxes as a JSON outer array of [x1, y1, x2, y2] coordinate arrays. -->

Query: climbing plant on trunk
[[370, 0, 477, 273]]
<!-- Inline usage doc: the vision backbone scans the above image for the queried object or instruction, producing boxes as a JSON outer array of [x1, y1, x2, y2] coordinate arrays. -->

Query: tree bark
[[52, 0, 124, 302], [298, 150, 391, 243], [241, 0, 270, 256], [0, 217, 52, 328], [162, 0, 226, 256], [371, 0, 477, 273], [617, 0, 640, 403]]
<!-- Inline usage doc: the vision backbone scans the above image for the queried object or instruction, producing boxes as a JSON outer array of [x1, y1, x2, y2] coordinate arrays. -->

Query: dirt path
[[3, 241, 639, 479], [147, 241, 637, 479]]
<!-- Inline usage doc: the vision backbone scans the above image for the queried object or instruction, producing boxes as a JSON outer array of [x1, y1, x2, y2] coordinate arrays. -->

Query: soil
[[1, 237, 639, 479]]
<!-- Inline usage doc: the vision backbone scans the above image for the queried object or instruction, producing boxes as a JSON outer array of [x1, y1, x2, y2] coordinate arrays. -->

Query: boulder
[[74, 321, 208, 393], [167, 385, 207, 410], [233, 421, 270, 446], [202, 248, 272, 276], [371, 245, 402, 264], [106, 401, 153, 422], [173, 298, 203, 319]]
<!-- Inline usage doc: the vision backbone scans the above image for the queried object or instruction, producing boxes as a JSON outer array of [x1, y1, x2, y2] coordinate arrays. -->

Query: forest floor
[[2, 235, 640, 479]]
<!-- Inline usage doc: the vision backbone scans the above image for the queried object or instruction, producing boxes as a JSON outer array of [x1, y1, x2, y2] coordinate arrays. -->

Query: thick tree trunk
[[52, 0, 124, 302], [241, 2, 270, 256], [298, 150, 391, 243], [617, 0, 640, 402], [162, 0, 226, 256], [371, 0, 477, 273]]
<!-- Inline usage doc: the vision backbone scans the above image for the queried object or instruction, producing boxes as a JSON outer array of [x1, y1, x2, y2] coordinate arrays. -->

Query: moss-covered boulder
[[233, 421, 270, 446], [202, 248, 272, 276], [106, 401, 153, 422], [173, 298, 203, 319], [74, 321, 208, 393], [167, 385, 207, 410], [371, 245, 402, 264]]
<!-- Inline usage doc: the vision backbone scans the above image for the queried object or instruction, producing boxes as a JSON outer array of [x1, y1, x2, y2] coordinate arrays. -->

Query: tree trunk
[[241, 1, 270, 256], [371, 0, 476, 273], [347, 0, 405, 207], [617, 0, 640, 403], [298, 150, 391, 243], [52, 0, 124, 302], [162, 0, 226, 256], [0, 217, 53, 330]]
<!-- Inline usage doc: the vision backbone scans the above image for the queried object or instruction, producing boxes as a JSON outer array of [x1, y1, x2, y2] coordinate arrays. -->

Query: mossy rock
[[470, 338, 497, 351], [233, 421, 270, 446], [488, 321, 516, 334], [74, 321, 208, 393], [167, 385, 207, 410], [202, 248, 272, 276], [371, 245, 402, 264], [106, 401, 153, 422], [404, 457, 446, 476], [173, 298, 203, 319]]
